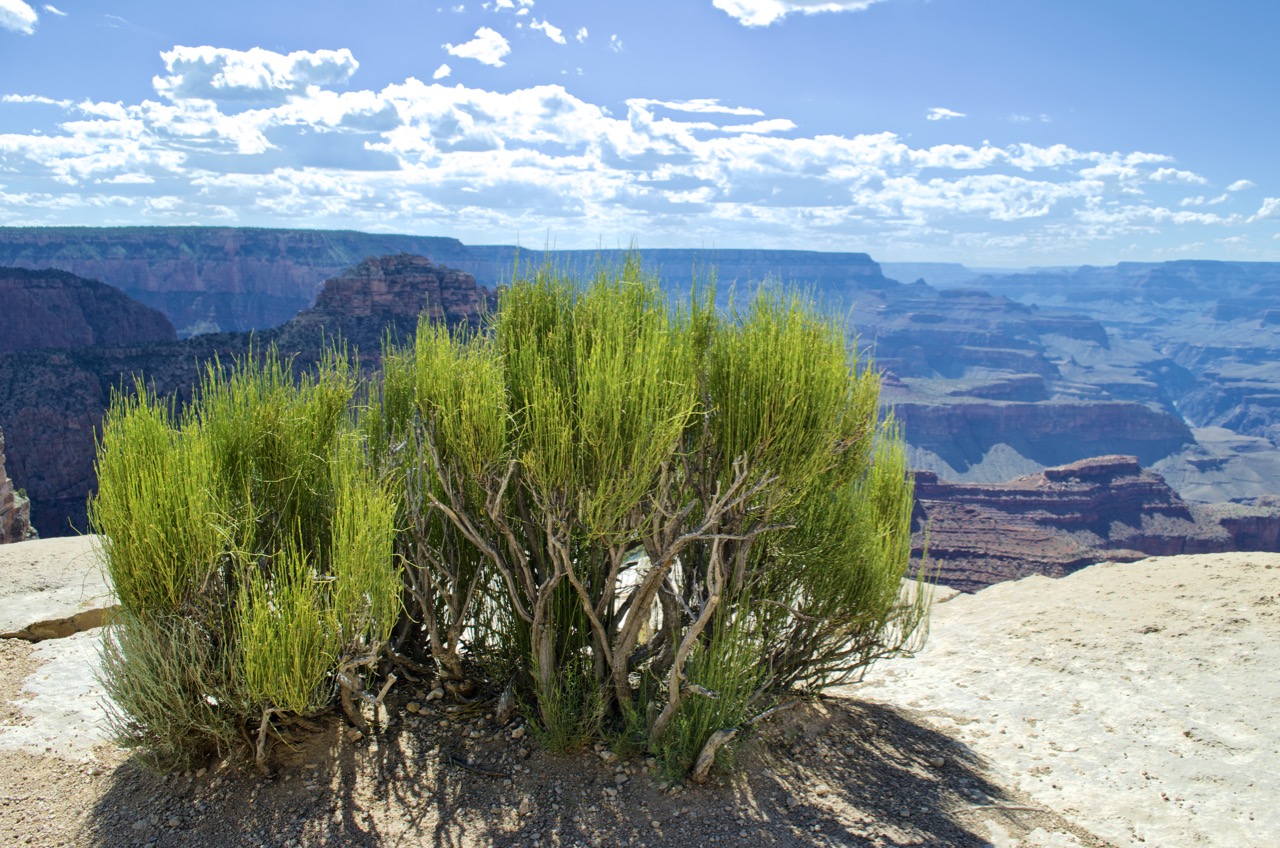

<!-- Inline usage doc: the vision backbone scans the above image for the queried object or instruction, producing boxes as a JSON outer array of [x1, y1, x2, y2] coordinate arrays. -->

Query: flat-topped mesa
[[912, 455, 1280, 592], [0, 267, 176, 353], [278, 254, 497, 357], [0, 425, 35, 544]]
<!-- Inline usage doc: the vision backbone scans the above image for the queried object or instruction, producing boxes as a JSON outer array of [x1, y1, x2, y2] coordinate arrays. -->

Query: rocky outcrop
[[0, 267, 175, 353], [0, 255, 497, 537], [274, 254, 496, 357], [0, 425, 35, 543], [912, 456, 1280, 592]]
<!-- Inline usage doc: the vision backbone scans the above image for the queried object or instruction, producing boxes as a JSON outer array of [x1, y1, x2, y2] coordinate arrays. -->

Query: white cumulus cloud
[[433, 63, 452, 80], [1227, 179, 1256, 192], [531, 18, 566, 44], [609, 34, 623, 53], [0, 0, 38, 34], [575, 27, 588, 43], [1150, 167, 1207, 184], [926, 107, 965, 121], [444, 27, 511, 67], [1, 44, 1273, 262], [713, 0, 885, 27], [1250, 197, 1280, 223], [153, 46, 359, 104]]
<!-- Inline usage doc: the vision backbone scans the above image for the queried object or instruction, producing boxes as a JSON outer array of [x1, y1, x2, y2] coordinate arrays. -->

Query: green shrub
[[92, 348, 402, 772], [384, 256, 930, 780], [92, 257, 928, 781]]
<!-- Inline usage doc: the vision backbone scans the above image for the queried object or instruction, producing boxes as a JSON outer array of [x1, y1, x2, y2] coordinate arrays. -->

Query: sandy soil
[[3, 543, 1274, 847]]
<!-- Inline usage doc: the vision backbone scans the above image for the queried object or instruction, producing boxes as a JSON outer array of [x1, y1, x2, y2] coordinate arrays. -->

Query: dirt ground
[[0, 634, 1107, 848]]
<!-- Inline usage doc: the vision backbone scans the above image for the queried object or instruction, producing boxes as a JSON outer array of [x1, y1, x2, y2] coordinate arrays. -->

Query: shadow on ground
[[83, 696, 1111, 847]]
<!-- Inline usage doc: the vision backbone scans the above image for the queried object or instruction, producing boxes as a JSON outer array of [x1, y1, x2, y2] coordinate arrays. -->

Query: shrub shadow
[[83, 695, 1110, 847]]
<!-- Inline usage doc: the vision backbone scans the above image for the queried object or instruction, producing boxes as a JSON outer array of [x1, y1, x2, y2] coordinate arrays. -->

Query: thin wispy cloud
[[0, 0, 38, 34], [609, 34, 623, 53], [713, 0, 886, 28], [42, 3, 64, 15], [444, 27, 511, 67], [926, 107, 965, 121]]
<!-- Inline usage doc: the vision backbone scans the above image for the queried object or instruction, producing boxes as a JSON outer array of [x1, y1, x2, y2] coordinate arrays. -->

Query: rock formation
[[0, 255, 497, 537], [0, 425, 35, 543], [912, 455, 1280, 592], [274, 253, 496, 357], [0, 267, 175, 353]]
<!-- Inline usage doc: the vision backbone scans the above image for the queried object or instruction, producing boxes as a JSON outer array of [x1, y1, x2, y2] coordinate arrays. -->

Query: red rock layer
[[0, 267, 175, 353], [912, 455, 1280, 592]]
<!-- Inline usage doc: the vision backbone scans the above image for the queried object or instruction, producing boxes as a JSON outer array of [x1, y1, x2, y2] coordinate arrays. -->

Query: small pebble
[[406, 701, 421, 714], [929, 755, 946, 768]]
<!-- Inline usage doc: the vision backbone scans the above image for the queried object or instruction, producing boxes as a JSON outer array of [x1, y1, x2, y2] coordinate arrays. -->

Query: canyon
[[2, 228, 1279, 589]]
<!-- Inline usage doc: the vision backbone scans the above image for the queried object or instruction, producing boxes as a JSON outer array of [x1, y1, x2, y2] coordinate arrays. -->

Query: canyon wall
[[0, 256, 496, 537], [913, 456, 1280, 592], [0, 267, 175, 352]]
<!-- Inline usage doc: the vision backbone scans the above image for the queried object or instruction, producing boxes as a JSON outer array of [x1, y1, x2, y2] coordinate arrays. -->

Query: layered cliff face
[[0, 425, 35, 543], [895, 398, 1195, 482], [912, 456, 1280, 592], [0, 228, 475, 336], [0, 267, 176, 352], [0, 255, 497, 537]]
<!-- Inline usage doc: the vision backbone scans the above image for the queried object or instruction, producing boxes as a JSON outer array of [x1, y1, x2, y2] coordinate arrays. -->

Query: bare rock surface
[[0, 535, 112, 639], [854, 551, 1280, 847], [0, 534, 1108, 847], [2, 542, 1275, 845]]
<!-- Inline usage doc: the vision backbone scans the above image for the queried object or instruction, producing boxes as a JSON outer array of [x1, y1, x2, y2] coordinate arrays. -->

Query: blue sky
[[1, 0, 1277, 265]]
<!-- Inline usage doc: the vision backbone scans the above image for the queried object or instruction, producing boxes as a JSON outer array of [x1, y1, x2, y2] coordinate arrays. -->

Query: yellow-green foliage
[[94, 256, 925, 780], [380, 256, 929, 780], [92, 346, 402, 769], [237, 539, 342, 716], [329, 435, 401, 648], [90, 386, 225, 615]]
